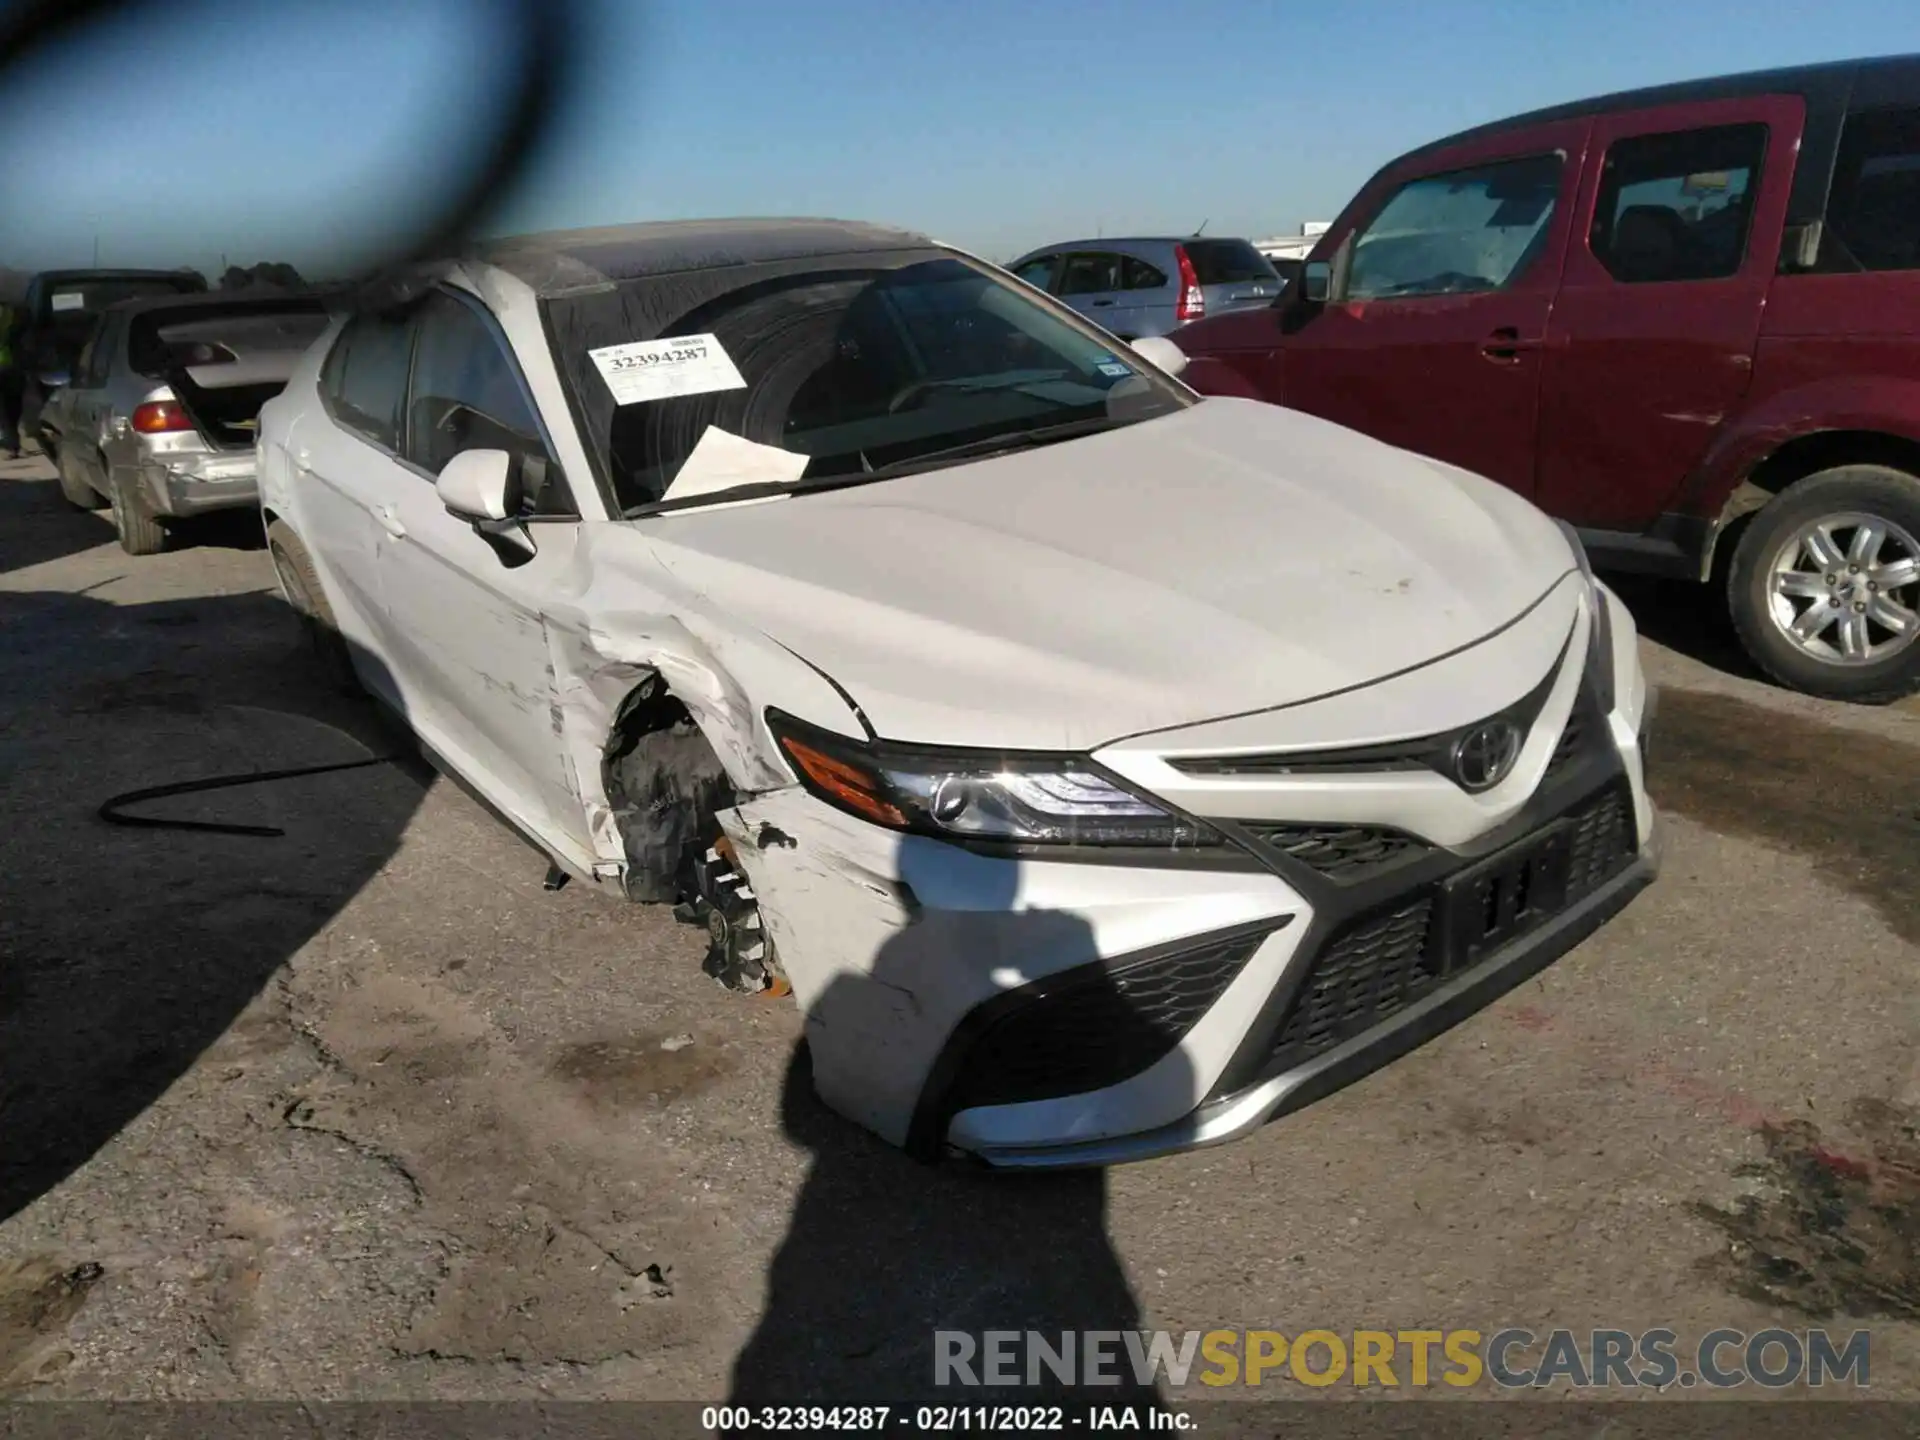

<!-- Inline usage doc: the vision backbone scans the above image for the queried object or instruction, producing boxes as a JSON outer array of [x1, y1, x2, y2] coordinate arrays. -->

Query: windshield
[[545, 252, 1189, 515]]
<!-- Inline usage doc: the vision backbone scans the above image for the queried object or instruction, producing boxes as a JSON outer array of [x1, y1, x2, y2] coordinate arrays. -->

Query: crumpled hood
[[636, 397, 1576, 751]]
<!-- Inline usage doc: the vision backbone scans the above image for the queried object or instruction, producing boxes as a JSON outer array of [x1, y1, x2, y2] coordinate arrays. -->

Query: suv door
[[1268, 120, 1590, 497], [1534, 96, 1804, 529], [382, 288, 588, 851]]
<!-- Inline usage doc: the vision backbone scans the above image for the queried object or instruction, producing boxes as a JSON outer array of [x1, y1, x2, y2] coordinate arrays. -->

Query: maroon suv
[[1175, 54, 1920, 703]]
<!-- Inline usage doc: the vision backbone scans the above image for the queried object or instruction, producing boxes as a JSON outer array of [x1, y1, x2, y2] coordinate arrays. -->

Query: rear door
[[1114, 251, 1173, 337], [295, 309, 418, 703], [1534, 96, 1804, 528], [1054, 251, 1127, 332], [1276, 120, 1591, 497]]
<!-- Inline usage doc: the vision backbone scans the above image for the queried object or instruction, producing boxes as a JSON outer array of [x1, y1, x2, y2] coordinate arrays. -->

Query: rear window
[[1180, 240, 1278, 286], [44, 276, 203, 321]]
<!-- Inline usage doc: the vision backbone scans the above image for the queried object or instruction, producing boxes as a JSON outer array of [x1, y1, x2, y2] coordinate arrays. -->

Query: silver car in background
[[40, 291, 331, 554], [1006, 236, 1283, 340]]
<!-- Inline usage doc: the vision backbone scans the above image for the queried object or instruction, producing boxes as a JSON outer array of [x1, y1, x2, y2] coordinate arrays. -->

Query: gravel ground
[[2, 449, 1917, 1412]]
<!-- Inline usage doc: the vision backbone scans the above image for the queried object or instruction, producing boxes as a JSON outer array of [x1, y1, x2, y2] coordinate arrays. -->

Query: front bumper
[[725, 577, 1658, 1167], [138, 453, 259, 517]]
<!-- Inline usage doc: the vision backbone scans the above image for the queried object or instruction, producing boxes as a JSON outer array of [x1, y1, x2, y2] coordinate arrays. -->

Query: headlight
[[1557, 521, 1615, 715], [765, 710, 1220, 849]]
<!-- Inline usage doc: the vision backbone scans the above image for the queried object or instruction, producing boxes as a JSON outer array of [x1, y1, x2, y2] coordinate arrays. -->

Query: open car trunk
[[130, 300, 331, 451]]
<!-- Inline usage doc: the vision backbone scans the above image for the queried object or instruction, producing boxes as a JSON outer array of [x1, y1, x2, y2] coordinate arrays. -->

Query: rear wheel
[[55, 450, 104, 510], [107, 468, 166, 555], [1728, 464, 1920, 703], [266, 519, 360, 694]]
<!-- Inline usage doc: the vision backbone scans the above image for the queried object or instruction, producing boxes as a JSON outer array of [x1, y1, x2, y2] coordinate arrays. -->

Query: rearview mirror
[[436, 447, 514, 520], [1128, 334, 1188, 378]]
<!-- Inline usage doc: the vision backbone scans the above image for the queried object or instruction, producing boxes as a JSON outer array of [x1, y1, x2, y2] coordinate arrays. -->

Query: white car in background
[[256, 218, 1658, 1167]]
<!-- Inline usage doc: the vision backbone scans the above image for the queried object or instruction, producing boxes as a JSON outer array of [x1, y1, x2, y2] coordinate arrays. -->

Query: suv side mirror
[[1298, 233, 1355, 306], [436, 447, 515, 520]]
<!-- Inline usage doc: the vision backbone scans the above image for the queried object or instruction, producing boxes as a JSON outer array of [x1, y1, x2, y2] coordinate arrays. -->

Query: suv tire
[[1728, 464, 1920, 704]]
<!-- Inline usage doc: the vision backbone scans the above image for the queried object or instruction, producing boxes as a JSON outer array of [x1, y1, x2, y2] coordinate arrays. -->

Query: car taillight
[[1174, 245, 1205, 323], [131, 401, 194, 434]]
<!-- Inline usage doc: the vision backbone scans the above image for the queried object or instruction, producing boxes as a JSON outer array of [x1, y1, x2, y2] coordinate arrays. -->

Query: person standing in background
[[0, 298, 24, 459]]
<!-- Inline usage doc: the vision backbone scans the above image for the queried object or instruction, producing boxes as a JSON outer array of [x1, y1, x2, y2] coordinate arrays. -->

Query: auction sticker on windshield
[[588, 333, 747, 406]]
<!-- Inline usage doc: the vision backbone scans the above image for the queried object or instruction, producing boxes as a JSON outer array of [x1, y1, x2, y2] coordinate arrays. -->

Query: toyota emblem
[[1451, 720, 1523, 792]]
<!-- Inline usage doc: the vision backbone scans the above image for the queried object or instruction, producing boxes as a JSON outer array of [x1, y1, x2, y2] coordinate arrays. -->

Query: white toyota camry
[[256, 218, 1659, 1168]]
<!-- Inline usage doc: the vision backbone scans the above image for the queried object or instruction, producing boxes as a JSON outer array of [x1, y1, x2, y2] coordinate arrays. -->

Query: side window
[[1590, 123, 1768, 284], [1822, 105, 1920, 273], [1120, 255, 1169, 290], [323, 311, 414, 451], [1057, 252, 1123, 296], [1012, 256, 1057, 290], [1347, 153, 1564, 301], [404, 292, 572, 516]]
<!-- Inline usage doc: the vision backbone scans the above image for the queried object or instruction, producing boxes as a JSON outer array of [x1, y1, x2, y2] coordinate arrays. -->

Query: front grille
[[942, 928, 1271, 1114], [1270, 897, 1436, 1064], [1244, 821, 1430, 881], [1264, 781, 1637, 1075], [1566, 784, 1634, 893]]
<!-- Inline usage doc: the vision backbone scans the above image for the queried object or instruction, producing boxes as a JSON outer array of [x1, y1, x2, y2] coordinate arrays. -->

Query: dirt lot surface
[[3, 449, 1919, 1409]]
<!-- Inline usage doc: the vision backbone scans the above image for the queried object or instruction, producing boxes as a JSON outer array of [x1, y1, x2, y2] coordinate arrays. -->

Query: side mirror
[[1128, 334, 1188, 378], [436, 447, 514, 520], [37, 369, 70, 391], [1298, 232, 1355, 306]]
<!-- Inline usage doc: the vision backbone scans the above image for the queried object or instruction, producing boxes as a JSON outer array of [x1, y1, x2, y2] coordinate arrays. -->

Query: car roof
[[1400, 52, 1918, 164], [1021, 236, 1254, 253], [34, 268, 204, 285], [98, 288, 326, 318], [470, 217, 935, 296]]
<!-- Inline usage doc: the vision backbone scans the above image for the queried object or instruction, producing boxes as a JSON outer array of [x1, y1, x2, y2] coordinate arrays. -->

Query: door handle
[[1089, 298, 1115, 307], [1480, 328, 1542, 363], [375, 504, 407, 539]]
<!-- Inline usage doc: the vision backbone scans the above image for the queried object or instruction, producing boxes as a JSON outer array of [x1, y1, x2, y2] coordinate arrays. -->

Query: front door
[[1055, 251, 1127, 336], [1273, 120, 1592, 498], [1534, 95, 1805, 529], [376, 288, 590, 854]]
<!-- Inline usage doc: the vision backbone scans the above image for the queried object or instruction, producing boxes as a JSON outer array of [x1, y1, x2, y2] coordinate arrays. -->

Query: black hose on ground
[[97, 755, 402, 838]]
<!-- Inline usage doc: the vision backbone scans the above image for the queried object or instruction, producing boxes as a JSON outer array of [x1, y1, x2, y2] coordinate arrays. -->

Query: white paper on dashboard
[[660, 425, 809, 504], [588, 333, 746, 406]]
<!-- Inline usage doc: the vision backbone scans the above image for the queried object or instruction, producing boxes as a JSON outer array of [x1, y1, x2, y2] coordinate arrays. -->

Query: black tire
[[107, 467, 166, 555], [1728, 464, 1920, 704], [266, 519, 361, 695], [55, 449, 104, 510]]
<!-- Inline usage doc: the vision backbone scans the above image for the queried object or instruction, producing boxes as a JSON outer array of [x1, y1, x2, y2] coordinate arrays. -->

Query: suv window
[[404, 292, 572, 515], [1823, 105, 1920, 273], [1012, 256, 1057, 290], [1590, 123, 1767, 284], [1347, 153, 1564, 300], [322, 311, 414, 450], [1057, 253, 1122, 296], [1179, 240, 1275, 286], [1120, 255, 1168, 290]]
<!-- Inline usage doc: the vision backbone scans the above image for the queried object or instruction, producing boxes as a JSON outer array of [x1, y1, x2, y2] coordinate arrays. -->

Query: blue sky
[[1, 0, 1917, 279]]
